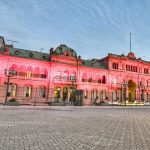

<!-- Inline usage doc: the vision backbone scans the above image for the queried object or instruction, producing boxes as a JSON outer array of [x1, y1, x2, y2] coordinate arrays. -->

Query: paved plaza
[[0, 106, 150, 150]]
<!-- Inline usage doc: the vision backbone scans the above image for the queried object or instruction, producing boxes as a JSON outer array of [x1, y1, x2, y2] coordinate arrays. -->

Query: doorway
[[128, 80, 136, 102]]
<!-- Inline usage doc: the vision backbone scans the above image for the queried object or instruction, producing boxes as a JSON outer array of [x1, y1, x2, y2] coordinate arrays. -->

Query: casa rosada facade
[[0, 36, 150, 105]]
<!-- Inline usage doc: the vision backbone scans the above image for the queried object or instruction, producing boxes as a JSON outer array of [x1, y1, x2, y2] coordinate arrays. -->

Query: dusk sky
[[0, 0, 150, 60]]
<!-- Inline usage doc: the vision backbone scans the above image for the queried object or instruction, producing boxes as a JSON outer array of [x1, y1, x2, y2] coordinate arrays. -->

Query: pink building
[[0, 36, 149, 105]]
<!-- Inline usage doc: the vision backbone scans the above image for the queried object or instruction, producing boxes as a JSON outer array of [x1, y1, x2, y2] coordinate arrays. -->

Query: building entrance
[[128, 80, 136, 102]]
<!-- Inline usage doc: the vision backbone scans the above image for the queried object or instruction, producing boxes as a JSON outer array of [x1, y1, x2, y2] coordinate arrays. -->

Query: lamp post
[[70, 75, 76, 105], [4, 69, 17, 104], [123, 81, 128, 106]]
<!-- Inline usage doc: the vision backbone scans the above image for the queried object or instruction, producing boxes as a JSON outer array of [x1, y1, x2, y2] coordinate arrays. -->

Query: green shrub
[[95, 101, 110, 106], [5, 98, 20, 106], [9, 98, 16, 102]]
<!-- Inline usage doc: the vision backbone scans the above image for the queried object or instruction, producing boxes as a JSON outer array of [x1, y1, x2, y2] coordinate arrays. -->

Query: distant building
[[0, 36, 149, 105]]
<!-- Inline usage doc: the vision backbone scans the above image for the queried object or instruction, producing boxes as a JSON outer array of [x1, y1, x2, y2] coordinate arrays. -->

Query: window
[[139, 81, 143, 88], [64, 71, 69, 81], [112, 77, 117, 85], [39, 86, 46, 98], [84, 90, 88, 99], [122, 64, 125, 70], [54, 87, 61, 98], [18, 65, 26, 77], [139, 68, 142, 73], [24, 86, 32, 97], [144, 68, 149, 74], [55, 71, 61, 80], [126, 65, 138, 72], [98, 79, 101, 83], [40, 73, 46, 78], [12, 84, 17, 96], [26, 71, 32, 78], [26, 66, 33, 78], [100, 90, 106, 100], [102, 75, 106, 84], [112, 63, 118, 69], [88, 74, 92, 83], [70, 72, 76, 82], [34, 67, 40, 78], [82, 73, 87, 82], [7, 84, 17, 96], [40, 68, 47, 79]]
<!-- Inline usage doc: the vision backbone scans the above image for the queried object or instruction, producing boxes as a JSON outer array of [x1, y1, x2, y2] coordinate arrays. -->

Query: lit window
[[54, 87, 61, 98], [24, 86, 32, 97], [12, 84, 17, 96], [26, 71, 32, 78], [6, 84, 17, 97]]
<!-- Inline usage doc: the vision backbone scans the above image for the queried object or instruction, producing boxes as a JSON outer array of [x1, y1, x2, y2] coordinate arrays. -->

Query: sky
[[0, 0, 150, 60]]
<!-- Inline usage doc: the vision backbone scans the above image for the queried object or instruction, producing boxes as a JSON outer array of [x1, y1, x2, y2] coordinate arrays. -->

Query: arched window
[[70, 72, 76, 81], [100, 90, 106, 100], [55, 70, 62, 80], [63, 70, 69, 81], [8, 84, 17, 96], [112, 77, 117, 85], [56, 70, 61, 76], [34, 67, 40, 78], [12, 84, 17, 96], [112, 90, 117, 101], [82, 73, 87, 82], [97, 74, 101, 83], [102, 75, 106, 84], [39, 86, 46, 98], [40, 68, 47, 79], [91, 89, 98, 101], [26, 66, 33, 78], [19, 65, 26, 77], [92, 74, 97, 83], [24, 85, 32, 97], [89, 74, 92, 83]]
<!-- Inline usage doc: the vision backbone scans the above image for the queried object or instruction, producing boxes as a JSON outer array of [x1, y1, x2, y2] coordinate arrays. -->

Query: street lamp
[[123, 81, 128, 106], [70, 75, 76, 105], [4, 69, 17, 104]]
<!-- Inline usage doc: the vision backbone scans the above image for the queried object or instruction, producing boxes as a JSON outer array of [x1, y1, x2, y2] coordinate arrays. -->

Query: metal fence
[[0, 84, 150, 105]]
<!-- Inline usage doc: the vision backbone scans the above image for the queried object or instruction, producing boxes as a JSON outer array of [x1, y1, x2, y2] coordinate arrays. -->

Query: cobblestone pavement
[[0, 106, 150, 150]]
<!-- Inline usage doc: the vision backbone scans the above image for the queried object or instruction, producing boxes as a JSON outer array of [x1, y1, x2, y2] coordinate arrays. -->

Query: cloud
[[0, 0, 150, 59]]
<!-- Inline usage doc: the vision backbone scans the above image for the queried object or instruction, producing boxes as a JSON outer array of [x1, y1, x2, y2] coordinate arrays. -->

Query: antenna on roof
[[130, 32, 132, 52], [7, 40, 18, 48]]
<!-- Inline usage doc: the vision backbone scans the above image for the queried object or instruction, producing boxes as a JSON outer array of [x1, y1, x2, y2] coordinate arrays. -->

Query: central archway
[[128, 80, 136, 102]]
